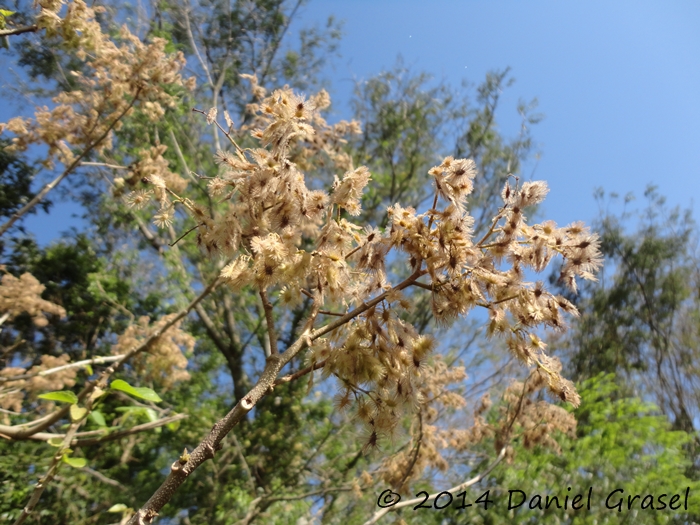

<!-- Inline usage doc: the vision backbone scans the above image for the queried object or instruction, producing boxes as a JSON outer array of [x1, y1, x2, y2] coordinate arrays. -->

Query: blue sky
[[291, 0, 700, 228]]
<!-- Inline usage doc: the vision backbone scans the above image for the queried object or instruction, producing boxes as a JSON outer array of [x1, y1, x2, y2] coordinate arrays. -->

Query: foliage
[[440, 373, 700, 525]]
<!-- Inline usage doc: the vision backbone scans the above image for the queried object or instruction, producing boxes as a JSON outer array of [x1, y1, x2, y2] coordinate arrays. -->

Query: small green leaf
[[110, 379, 162, 402], [84, 364, 93, 375], [38, 391, 78, 404], [70, 404, 88, 422], [166, 419, 181, 432], [145, 408, 158, 423], [48, 437, 64, 447], [90, 410, 107, 427], [108, 503, 128, 513], [62, 455, 87, 468], [0, 10, 15, 17]]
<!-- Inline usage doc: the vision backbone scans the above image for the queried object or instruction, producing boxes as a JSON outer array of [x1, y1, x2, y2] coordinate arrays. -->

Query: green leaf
[[145, 408, 158, 423], [62, 455, 87, 468], [84, 364, 93, 375], [70, 404, 87, 422], [0, 10, 15, 17], [38, 391, 78, 404], [48, 437, 64, 447], [108, 503, 128, 513], [89, 410, 106, 427], [110, 379, 162, 402]]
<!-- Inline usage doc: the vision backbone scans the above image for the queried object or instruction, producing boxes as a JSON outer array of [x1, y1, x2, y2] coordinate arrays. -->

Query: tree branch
[[126, 269, 426, 524], [0, 25, 38, 37], [0, 276, 219, 441], [0, 355, 123, 383], [258, 286, 278, 355]]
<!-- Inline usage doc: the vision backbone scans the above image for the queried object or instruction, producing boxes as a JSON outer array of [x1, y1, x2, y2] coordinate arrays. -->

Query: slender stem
[[169, 222, 203, 247], [319, 310, 344, 317], [0, 355, 123, 383], [410, 280, 433, 292], [0, 276, 219, 441], [275, 359, 326, 386], [21, 414, 187, 446], [79, 161, 128, 170], [396, 410, 423, 490]]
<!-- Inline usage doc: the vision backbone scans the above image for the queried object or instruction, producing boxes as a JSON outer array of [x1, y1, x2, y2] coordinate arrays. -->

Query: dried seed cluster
[[151, 83, 602, 454]]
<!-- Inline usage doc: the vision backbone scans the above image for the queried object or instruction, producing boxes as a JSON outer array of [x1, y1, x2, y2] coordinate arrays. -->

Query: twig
[[258, 286, 278, 355], [80, 161, 129, 170], [81, 467, 124, 488], [395, 411, 423, 491], [0, 25, 38, 37], [318, 310, 344, 317], [0, 355, 123, 383], [362, 447, 507, 525], [230, 433, 256, 492], [169, 222, 203, 247], [21, 413, 184, 444], [71, 414, 187, 447], [0, 276, 220, 441], [275, 360, 326, 386], [13, 420, 82, 524], [192, 108, 246, 159], [410, 281, 433, 292]]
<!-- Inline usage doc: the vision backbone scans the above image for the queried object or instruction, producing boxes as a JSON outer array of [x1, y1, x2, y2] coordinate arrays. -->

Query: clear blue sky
[[291, 0, 700, 228]]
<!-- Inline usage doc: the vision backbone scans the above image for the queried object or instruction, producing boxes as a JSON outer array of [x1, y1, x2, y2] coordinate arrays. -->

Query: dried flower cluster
[[111, 314, 195, 389], [136, 82, 602, 456], [0, 270, 66, 328], [1, 0, 191, 168], [0, 355, 77, 417]]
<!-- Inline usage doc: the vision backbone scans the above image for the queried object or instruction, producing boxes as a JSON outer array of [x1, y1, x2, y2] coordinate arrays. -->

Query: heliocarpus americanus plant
[[0, 2, 602, 523], [110, 84, 602, 522]]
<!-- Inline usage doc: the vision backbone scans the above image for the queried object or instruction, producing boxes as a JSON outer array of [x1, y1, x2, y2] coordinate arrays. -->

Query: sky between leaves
[[3, 0, 700, 242]]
